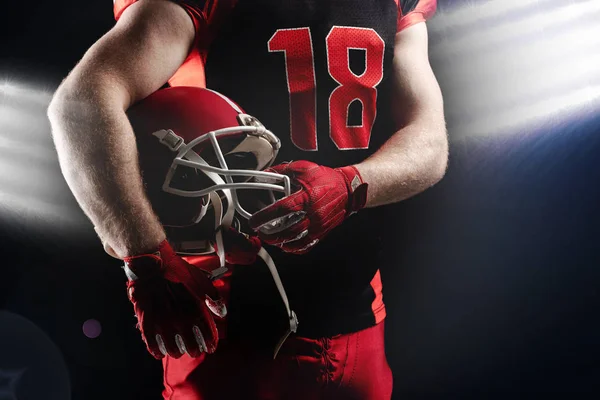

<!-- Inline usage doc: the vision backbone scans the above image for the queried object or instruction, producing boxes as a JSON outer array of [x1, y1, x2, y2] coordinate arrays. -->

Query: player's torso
[[205, 0, 399, 166], [201, 1, 398, 339]]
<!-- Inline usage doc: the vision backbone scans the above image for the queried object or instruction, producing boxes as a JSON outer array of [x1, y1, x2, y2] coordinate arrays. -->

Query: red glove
[[248, 161, 368, 254], [123, 240, 227, 359]]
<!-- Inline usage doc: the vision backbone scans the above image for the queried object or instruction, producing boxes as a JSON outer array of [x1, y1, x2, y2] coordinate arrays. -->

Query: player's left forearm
[[355, 23, 447, 208], [354, 120, 448, 208]]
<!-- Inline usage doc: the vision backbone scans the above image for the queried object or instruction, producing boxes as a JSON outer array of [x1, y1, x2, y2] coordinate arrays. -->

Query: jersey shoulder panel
[[113, 0, 234, 27], [397, 0, 437, 32]]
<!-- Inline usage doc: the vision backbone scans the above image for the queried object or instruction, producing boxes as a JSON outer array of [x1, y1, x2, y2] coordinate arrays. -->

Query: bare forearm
[[355, 121, 447, 208], [48, 87, 165, 258], [355, 22, 448, 208]]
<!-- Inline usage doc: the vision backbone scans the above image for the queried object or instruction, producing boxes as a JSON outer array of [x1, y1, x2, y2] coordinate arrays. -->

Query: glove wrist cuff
[[336, 165, 368, 215], [123, 240, 172, 261], [123, 240, 172, 281]]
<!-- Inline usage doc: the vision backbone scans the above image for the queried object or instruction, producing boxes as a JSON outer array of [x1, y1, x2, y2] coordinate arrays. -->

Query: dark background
[[1, 0, 599, 399]]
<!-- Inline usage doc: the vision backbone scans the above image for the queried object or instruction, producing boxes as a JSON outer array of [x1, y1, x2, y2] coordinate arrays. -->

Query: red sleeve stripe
[[397, 0, 437, 32], [113, 0, 136, 21], [370, 269, 386, 324], [113, 0, 208, 24]]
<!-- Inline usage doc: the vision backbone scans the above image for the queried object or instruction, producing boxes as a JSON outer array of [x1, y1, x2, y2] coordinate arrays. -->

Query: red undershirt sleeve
[[397, 0, 437, 32]]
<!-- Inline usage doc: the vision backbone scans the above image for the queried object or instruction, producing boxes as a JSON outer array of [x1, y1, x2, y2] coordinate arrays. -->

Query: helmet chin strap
[[257, 248, 299, 359], [207, 131, 298, 358], [208, 191, 229, 278]]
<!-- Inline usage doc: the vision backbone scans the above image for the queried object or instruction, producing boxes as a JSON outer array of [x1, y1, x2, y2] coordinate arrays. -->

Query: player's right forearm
[[48, 86, 165, 258]]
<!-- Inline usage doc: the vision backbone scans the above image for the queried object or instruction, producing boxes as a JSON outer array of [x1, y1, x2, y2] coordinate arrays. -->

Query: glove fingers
[[134, 287, 165, 360], [280, 235, 321, 254], [195, 302, 219, 353], [157, 330, 184, 359], [281, 206, 346, 252], [249, 191, 306, 232], [142, 328, 164, 360], [258, 218, 310, 246], [176, 326, 204, 358], [166, 280, 220, 355], [166, 260, 221, 355], [126, 241, 226, 359], [270, 160, 318, 174], [153, 287, 185, 359], [205, 294, 227, 319], [265, 163, 290, 175]]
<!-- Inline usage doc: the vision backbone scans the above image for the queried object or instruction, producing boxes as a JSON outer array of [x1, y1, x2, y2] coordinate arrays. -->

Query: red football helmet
[[128, 87, 298, 352], [128, 86, 290, 255]]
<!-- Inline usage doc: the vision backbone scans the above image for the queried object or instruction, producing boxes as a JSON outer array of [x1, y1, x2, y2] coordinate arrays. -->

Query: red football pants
[[161, 321, 393, 399]]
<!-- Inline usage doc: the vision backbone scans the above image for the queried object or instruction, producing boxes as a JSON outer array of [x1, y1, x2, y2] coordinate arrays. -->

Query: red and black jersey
[[114, 0, 436, 340]]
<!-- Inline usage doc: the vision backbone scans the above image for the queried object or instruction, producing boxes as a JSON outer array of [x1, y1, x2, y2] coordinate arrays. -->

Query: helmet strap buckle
[[152, 129, 185, 152]]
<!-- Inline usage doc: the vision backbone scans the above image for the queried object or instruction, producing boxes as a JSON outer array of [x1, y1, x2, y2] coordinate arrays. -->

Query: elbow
[[48, 75, 82, 118], [47, 88, 65, 127], [47, 90, 72, 146], [423, 127, 448, 187], [47, 83, 81, 136], [429, 131, 448, 186], [47, 95, 66, 131]]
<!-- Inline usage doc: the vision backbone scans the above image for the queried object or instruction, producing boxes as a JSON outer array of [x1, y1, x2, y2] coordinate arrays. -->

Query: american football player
[[48, 0, 447, 398]]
